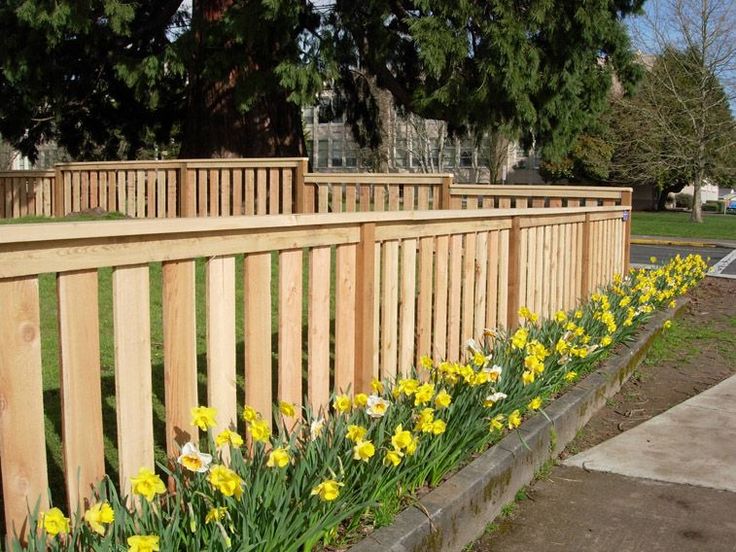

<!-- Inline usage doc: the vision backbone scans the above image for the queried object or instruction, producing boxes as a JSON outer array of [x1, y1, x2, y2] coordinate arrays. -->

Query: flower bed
[[14, 255, 708, 552]]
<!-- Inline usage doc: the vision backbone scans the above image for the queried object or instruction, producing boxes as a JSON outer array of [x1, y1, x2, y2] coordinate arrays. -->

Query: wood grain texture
[[244, 253, 273, 427], [398, 238, 417, 377], [278, 249, 303, 409], [308, 246, 331, 412], [207, 256, 237, 439], [163, 260, 199, 459], [381, 240, 400, 379], [57, 270, 105, 513], [335, 244, 356, 393], [0, 276, 49, 540], [112, 264, 154, 500]]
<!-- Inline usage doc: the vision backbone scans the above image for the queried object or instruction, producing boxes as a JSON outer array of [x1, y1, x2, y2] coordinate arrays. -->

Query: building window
[[345, 146, 357, 168], [460, 148, 473, 167], [331, 140, 343, 167]]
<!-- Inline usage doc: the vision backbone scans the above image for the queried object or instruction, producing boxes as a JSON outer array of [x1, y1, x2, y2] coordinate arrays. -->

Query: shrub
[[15, 255, 709, 552], [674, 192, 693, 209]]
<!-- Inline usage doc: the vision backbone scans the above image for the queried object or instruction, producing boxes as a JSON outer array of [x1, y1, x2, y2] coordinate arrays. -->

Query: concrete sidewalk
[[473, 374, 736, 552], [564, 374, 736, 492]]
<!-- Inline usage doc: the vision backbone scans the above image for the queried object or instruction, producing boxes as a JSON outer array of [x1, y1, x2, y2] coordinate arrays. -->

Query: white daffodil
[[366, 394, 390, 418], [177, 442, 212, 473], [310, 418, 325, 441]]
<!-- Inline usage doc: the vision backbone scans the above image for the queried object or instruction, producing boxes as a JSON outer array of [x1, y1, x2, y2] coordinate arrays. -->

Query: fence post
[[506, 217, 521, 329], [53, 166, 65, 217], [440, 174, 453, 210], [581, 213, 592, 297], [294, 158, 312, 214], [354, 222, 376, 393], [622, 189, 632, 272], [179, 163, 196, 217]]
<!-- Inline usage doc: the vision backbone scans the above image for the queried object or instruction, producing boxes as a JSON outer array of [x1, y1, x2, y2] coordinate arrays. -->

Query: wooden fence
[[0, 170, 55, 218], [0, 205, 628, 540], [1, 159, 632, 220]]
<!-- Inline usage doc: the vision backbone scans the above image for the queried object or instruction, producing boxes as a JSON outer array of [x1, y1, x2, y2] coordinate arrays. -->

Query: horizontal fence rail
[[0, 205, 629, 540], [1, 160, 632, 222]]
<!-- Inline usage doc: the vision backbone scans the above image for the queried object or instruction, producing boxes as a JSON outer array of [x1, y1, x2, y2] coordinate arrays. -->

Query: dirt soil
[[472, 276, 736, 551]]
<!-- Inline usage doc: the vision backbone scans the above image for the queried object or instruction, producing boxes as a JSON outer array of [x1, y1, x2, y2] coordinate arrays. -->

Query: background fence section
[[0, 205, 628, 540], [51, 159, 306, 218], [302, 173, 448, 213], [0, 160, 632, 222], [0, 171, 55, 218]]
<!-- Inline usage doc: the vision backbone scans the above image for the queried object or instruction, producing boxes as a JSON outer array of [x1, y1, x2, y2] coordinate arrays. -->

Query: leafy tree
[[0, 0, 645, 162], [622, 0, 736, 221], [607, 46, 736, 215]]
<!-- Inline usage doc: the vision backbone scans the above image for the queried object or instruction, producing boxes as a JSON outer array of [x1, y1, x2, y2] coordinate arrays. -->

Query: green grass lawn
[[0, 212, 128, 224], [631, 211, 736, 241]]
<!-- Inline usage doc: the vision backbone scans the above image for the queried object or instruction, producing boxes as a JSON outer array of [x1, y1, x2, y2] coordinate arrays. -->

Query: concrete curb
[[349, 299, 689, 552], [631, 238, 719, 248]]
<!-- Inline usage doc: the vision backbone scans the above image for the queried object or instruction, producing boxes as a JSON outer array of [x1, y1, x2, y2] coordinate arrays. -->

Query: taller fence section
[[0, 204, 629, 540], [52, 158, 307, 218], [0, 170, 55, 218]]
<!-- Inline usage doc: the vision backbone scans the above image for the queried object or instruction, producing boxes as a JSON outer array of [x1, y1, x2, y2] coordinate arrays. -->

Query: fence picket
[[57, 270, 105, 513], [207, 256, 237, 439], [112, 265, 154, 500], [0, 276, 49, 540]]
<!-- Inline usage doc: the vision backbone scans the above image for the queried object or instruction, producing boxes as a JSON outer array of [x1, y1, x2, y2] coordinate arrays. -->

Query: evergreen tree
[[0, 0, 645, 161]]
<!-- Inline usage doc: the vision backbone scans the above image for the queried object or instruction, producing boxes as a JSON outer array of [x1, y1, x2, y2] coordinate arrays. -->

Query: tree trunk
[[180, 0, 306, 159], [691, 171, 704, 223]]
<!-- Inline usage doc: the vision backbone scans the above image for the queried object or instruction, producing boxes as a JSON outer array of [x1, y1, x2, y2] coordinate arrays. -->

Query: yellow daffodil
[[528, 397, 543, 410], [489, 414, 505, 432], [434, 389, 452, 409], [353, 439, 376, 462], [215, 429, 244, 448], [84, 502, 114, 535], [420, 355, 434, 370], [205, 507, 227, 524], [333, 394, 352, 413], [554, 310, 567, 322], [507, 410, 522, 429], [522, 370, 535, 386], [663, 320, 672, 330], [371, 378, 385, 394], [600, 335, 612, 347], [564, 371, 578, 382], [131, 467, 166, 502], [191, 405, 217, 430], [431, 419, 447, 435], [391, 424, 413, 450], [405, 434, 420, 456], [278, 401, 296, 417], [414, 383, 435, 405], [266, 447, 291, 469], [384, 449, 404, 467], [127, 534, 160, 552], [311, 479, 343, 501], [249, 419, 271, 442], [511, 327, 528, 349], [346, 424, 368, 442], [207, 465, 244, 498], [242, 405, 258, 422], [354, 393, 369, 408], [39, 508, 69, 537]]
